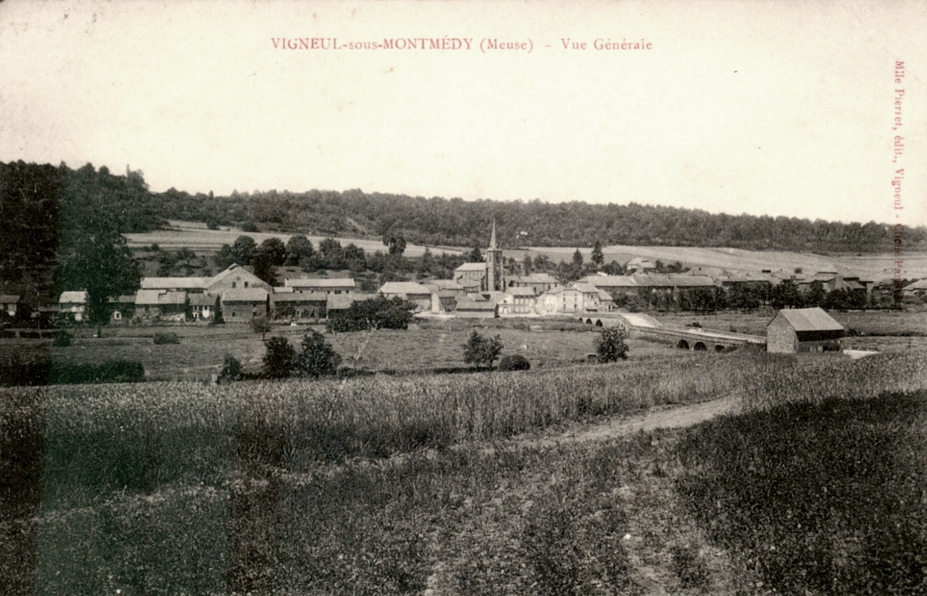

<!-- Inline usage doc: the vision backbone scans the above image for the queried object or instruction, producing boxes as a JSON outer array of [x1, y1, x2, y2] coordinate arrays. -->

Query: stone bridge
[[577, 313, 766, 352]]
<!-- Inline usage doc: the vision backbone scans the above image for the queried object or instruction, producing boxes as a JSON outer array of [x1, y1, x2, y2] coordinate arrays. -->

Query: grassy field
[[2, 347, 927, 594], [124, 221, 462, 258], [521, 245, 927, 279], [2, 310, 924, 383], [1, 318, 678, 381]]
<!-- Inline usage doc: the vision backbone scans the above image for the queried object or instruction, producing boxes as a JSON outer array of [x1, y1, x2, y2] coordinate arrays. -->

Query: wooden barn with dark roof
[[766, 307, 844, 353]]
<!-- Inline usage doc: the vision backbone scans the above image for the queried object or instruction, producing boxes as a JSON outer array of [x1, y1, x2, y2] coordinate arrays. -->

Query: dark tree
[[231, 236, 256, 266], [263, 336, 295, 379], [522, 255, 533, 275], [285, 235, 315, 267], [214, 244, 236, 270], [318, 237, 345, 269], [327, 296, 416, 332], [591, 241, 604, 266], [463, 330, 503, 370], [383, 233, 407, 256], [260, 237, 287, 266], [467, 246, 483, 263], [294, 330, 342, 378], [572, 248, 584, 267], [595, 327, 629, 363], [57, 228, 141, 327], [251, 247, 278, 286]]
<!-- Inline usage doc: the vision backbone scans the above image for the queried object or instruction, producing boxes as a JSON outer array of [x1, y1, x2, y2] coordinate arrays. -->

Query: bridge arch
[[676, 339, 690, 350], [694, 342, 707, 351], [715, 345, 726, 352]]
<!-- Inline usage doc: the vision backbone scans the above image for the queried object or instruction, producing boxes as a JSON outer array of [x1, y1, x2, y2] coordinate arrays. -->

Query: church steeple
[[486, 218, 502, 292]]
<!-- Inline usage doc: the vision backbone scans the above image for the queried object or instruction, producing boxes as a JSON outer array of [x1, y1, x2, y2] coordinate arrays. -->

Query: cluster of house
[[3, 220, 923, 324], [33, 257, 921, 326]]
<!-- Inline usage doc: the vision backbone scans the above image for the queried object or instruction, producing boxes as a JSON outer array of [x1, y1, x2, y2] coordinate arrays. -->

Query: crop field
[[2, 348, 926, 594], [124, 221, 462, 258], [520, 245, 927, 279]]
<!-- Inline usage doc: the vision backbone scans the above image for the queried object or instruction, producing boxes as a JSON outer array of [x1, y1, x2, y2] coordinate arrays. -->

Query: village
[[8, 221, 919, 358]]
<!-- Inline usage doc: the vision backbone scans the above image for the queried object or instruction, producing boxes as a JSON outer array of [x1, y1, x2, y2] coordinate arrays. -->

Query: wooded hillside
[[153, 187, 926, 253]]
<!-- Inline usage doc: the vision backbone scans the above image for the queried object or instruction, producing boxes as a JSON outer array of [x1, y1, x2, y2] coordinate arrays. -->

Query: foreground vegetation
[[2, 349, 926, 593]]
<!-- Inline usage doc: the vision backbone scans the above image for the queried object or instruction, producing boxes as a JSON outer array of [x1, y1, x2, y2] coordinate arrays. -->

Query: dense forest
[[0, 161, 153, 306], [2, 160, 926, 293], [155, 186, 926, 253]]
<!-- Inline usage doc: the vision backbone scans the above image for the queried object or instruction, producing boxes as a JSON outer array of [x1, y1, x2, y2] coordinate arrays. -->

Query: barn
[[766, 307, 844, 354]]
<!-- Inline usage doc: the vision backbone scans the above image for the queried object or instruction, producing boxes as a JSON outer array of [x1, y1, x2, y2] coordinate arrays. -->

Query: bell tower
[[486, 219, 503, 291]]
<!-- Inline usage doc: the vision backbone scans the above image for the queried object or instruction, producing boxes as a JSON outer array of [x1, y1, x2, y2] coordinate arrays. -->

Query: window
[[232, 282, 237, 289], [244, 282, 249, 288]]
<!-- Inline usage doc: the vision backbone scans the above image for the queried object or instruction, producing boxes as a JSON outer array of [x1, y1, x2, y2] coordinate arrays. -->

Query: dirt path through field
[[524, 394, 742, 449]]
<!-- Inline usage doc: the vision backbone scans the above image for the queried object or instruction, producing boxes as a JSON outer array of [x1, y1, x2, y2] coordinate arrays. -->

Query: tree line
[[149, 186, 927, 253]]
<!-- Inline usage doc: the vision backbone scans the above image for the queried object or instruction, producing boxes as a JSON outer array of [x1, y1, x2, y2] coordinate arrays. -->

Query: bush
[[219, 354, 242, 383], [327, 296, 417, 332], [498, 354, 531, 371], [52, 330, 73, 347], [153, 332, 180, 345], [294, 330, 342, 378], [251, 316, 271, 338], [263, 336, 295, 379], [463, 330, 503, 370], [594, 327, 629, 363]]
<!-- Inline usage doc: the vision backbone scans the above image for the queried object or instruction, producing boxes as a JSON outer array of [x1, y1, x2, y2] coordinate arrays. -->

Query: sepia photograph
[[1, 0, 926, 593]]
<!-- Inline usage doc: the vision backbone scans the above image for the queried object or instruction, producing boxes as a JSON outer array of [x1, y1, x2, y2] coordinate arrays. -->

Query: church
[[453, 220, 505, 293]]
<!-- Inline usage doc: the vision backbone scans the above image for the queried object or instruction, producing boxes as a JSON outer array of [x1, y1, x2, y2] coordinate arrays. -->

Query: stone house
[[767, 307, 844, 353]]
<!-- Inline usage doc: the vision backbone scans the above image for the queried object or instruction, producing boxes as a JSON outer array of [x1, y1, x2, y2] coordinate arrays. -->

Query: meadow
[[1, 318, 678, 382], [2, 346, 926, 594]]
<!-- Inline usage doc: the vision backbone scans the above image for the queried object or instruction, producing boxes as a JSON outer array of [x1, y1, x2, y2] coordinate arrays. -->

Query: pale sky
[[1, 0, 925, 228]]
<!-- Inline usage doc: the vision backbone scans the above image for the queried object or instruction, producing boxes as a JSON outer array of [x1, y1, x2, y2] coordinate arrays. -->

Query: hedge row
[[0, 360, 145, 386]]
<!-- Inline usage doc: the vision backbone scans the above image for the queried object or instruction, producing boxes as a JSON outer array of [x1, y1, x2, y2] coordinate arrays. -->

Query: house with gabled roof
[[188, 293, 219, 322], [506, 273, 559, 295], [767, 307, 844, 353], [58, 291, 88, 322], [221, 288, 270, 321], [455, 298, 498, 318], [499, 286, 538, 315], [379, 281, 433, 311], [271, 291, 328, 320], [205, 264, 271, 295], [454, 262, 488, 291], [284, 277, 355, 295], [135, 290, 188, 321]]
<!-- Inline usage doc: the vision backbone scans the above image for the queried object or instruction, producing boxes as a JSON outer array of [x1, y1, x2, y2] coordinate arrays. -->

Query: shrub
[[294, 330, 342, 378], [463, 330, 503, 370], [594, 327, 628, 363], [219, 354, 243, 383], [52, 330, 73, 347], [153, 332, 180, 345], [498, 354, 531, 371], [263, 336, 295, 379], [327, 296, 417, 332], [251, 316, 271, 338]]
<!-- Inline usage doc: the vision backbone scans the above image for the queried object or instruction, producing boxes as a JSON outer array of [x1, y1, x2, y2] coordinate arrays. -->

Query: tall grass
[[676, 392, 927, 594], [3, 350, 927, 593]]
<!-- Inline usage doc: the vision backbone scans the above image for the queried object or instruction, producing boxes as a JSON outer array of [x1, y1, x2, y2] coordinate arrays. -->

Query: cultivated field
[[519, 245, 927, 279], [124, 220, 463, 257], [2, 348, 926, 594]]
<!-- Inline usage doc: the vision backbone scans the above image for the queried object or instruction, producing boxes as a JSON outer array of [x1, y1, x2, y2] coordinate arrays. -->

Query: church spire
[[489, 218, 498, 250]]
